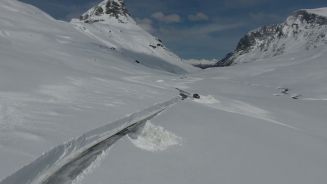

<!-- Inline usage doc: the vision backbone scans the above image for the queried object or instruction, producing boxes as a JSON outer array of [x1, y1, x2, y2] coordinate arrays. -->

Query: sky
[[20, 0, 327, 59]]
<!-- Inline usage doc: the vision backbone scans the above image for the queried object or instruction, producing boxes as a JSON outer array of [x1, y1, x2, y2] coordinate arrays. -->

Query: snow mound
[[128, 121, 182, 152]]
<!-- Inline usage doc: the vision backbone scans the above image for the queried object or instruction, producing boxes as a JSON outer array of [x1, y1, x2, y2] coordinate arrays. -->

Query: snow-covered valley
[[1, 0, 327, 184]]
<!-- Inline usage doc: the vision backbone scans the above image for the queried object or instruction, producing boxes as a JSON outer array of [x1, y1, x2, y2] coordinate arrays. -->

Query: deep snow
[[1, 1, 327, 184]]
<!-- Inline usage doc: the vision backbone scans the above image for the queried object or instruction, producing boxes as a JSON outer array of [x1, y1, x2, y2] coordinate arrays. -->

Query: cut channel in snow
[[128, 121, 182, 152], [0, 97, 181, 184], [71, 151, 107, 184]]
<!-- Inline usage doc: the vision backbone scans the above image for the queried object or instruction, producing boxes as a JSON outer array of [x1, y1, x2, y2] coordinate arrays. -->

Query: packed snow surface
[[1, 0, 327, 184]]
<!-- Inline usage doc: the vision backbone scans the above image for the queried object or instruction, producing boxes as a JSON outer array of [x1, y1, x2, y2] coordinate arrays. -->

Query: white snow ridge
[[128, 121, 182, 152]]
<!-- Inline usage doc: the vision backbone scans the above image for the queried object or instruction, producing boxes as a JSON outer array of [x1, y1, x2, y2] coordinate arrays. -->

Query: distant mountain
[[78, 0, 129, 24], [71, 0, 196, 74], [197, 8, 327, 69]]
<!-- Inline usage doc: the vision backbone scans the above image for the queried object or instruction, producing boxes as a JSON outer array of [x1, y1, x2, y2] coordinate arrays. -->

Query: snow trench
[[0, 97, 181, 184]]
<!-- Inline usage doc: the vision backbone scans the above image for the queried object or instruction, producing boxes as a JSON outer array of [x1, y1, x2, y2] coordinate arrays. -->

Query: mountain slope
[[215, 8, 327, 66], [71, 0, 195, 74], [1, 1, 327, 184], [0, 0, 189, 180]]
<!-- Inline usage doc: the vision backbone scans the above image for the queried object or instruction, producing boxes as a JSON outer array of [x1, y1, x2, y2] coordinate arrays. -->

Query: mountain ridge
[[79, 0, 130, 24], [194, 7, 327, 69], [71, 0, 196, 74]]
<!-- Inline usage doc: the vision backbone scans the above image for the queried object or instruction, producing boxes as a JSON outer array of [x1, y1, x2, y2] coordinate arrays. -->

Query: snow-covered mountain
[[71, 0, 195, 73], [0, 0, 194, 181], [216, 8, 327, 66], [79, 0, 129, 23], [1, 1, 327, 184]]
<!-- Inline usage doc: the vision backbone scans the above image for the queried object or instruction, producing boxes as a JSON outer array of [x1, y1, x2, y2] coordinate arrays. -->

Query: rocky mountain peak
[[211, 8, 327, 67], [79, 0, 129, 23], [287, 9, 327, 26], [104, 0, 129, 17]]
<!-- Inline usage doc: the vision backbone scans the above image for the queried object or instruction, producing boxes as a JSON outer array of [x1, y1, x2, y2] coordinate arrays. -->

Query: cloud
[[157, 22, 244, 59], [249, 12, 282, 23], [188, 12, 209, 22], [224, 0, 269, 7], [135, 18, 156, 33], [151, 12, 181, 23], [158, 22, 244, 40]]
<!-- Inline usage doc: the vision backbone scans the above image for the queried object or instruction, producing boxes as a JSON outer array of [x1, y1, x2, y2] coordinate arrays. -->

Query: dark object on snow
[[149, 45, 157, 49], [291, 94, 301, 99], [193, 94, 200, 99], [176, 88, 201, 100], [179, 93, 188, 100], [176, 88, 191, 100], [280, 88, 289, 94], [135, 60, 140, 63]]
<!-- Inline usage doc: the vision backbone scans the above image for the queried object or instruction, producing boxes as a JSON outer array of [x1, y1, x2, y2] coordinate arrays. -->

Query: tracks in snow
[[43, 112, 161, 184], [0, 97, 181, 184]]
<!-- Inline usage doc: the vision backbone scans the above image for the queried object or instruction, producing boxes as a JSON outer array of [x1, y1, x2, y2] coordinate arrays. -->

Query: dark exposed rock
[[235, 25, 284, 53], [94, 6, 104, 16], [149, 45, 157, 49], [105, 0, 129, 18], [79, 0, 129, 23], [294, 10, 327, 25], [84, 19, 104, 24]]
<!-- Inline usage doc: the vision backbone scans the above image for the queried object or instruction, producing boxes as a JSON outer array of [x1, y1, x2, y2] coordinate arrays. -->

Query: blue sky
[[20, 0, 326, 59]]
